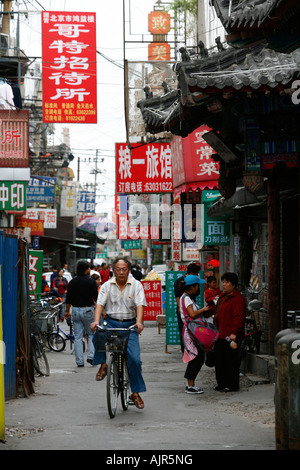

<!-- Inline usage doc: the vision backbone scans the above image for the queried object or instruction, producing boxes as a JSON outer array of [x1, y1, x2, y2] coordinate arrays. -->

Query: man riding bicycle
[[90, 257, 147, 409]]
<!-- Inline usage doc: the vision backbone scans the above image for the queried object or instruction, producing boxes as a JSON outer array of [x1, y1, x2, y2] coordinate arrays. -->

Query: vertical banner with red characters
[[42, 11, 97, 124]]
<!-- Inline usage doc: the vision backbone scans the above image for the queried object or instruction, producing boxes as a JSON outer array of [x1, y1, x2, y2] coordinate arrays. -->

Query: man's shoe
[[87, 358, 93, 365], [95, 363, 107, 381], [129, 393, 144, 409]]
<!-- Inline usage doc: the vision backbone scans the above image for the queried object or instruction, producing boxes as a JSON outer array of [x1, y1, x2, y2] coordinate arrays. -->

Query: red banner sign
[[42, 11, 97, 124], [0, 110, 29, 167], [116, 143, 173, 194], [141, 280, 162, 321], [148, 42, 171, 61], [17, 217, 44, 236], [148, 11, 171, 35], [172, 125, 219, 188]]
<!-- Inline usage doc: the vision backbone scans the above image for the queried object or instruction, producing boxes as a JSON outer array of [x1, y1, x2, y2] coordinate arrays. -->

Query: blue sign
[[27, 176, 56, 204], [77, 191, 95, 213]]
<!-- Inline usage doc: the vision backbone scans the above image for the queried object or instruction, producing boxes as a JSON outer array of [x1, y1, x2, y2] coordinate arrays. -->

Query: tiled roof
[[212, 0, 284, 29], [179, 45, 300, 94], [137, 45, 300, 136]]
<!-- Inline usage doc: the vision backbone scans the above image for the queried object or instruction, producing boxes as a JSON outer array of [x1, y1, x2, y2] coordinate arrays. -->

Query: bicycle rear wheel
[[48, 332, 66, 352], [32, 337, 50, 376], [121, 357, 130, 411], [107, 354, 119, 418]]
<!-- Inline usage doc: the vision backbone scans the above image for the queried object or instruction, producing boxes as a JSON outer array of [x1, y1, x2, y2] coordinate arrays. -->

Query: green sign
[[165, 271, 204, 346], [201, 190, 230, 246], [0, 181, 27, 211], [123, 240, 143, 250], [29, 250, 44, 298]]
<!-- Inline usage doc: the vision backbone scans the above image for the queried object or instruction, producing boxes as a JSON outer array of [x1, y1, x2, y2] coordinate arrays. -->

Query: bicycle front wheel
[[48, 332, 66, 352], [107, 354, 119, 418], [121, 357, 130, 411], [32, 337, 50, 376]]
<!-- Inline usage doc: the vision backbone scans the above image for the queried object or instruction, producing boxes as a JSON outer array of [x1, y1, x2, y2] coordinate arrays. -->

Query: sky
[[16, 0, 160, 218]]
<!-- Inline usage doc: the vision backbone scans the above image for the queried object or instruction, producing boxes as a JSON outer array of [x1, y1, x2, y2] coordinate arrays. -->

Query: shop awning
[[174, 181, 218, 197], [69, 243, 90, 249], [207, 185, 267, 217]]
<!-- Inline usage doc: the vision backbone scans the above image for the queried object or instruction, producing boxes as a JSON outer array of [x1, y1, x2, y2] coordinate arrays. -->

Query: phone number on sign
[[144, 182, 173, 192]]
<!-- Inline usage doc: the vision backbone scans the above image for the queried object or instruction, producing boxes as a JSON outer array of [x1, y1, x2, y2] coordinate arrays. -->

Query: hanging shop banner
[[27, 176, 56, 204], [141, 280, 162, 321], [0, 181, 26, 211], [26, 208, 57, 229], [17, 217, 44, 236], [116, 143, 173, 194], [165, 271, 204, 346], [148, 43, 171, 61], [148, 10, 171, 35], [172, 125, 219, 188], [0, 110, 29, 168], [201, 190, 230, 246], [41, 11, 97, 124], [29, 250, 44, 298], [77, 191, 95, 213], [60, 182, 78, 217]]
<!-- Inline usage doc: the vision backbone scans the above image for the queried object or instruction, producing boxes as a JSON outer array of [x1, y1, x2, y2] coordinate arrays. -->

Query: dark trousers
[[184, 350, 205, 381], [214, 338, 241, 391]]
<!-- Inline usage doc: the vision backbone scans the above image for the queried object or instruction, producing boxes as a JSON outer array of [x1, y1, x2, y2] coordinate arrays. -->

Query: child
[[205, 276, 222, 317]]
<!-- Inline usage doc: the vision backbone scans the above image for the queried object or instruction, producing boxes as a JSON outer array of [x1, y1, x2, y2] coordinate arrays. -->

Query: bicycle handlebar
[[96, 322, 137, 333]]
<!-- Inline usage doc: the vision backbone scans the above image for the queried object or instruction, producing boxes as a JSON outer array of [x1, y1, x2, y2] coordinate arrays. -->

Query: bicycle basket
[[31, 310, 56, 334], [96, 330, 130, 353]]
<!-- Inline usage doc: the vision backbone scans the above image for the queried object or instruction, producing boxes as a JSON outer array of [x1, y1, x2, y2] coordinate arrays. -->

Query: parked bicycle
[[47, 317, 86, 353], [242, 287, 268, 355], [30, 310, 51, 377], [96, 322, 136, 419]]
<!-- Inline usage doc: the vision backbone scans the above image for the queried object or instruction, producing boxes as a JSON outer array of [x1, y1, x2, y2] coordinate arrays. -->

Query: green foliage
[[167, 0, 198, 18]]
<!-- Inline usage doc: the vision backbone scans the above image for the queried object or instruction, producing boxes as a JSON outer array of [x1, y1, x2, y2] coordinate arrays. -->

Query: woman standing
[[52, 268, 68, 321], [180, 275, 212, 394], [213, 272, 246, 392]]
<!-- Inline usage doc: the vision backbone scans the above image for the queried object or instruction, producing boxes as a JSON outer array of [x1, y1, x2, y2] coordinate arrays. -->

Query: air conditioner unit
[[0, 33, 9, 53]]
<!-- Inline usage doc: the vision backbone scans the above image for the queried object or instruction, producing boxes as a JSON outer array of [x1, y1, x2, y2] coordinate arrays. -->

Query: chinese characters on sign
[[141, 280, 162, 321], [148, 43, 171, 61], [201, 190, 230, 245], [29, 250, 44, 298], [27, 176, 56, 204], [42, 11, 97, 124], [0, 181, 26, 211], [77, 191, 95, 213], [148, 10, 171, 34], [0, 110, 29, 167], [116, 143, 173, 194], [26, 208, 57, 229]]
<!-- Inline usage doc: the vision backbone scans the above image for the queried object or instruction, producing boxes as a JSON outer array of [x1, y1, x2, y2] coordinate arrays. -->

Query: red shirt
[[214, 289, 246, 342], [205, 287, 222, 304], [100, 269, 110, 283]]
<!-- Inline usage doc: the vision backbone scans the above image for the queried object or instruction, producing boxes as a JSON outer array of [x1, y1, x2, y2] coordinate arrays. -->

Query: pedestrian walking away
[[65, 261, 99, 367], [213, 272, 246, 393], [180, 275, 213, 394], [52, 268, 68, 321], [90, 257, 147, 410]]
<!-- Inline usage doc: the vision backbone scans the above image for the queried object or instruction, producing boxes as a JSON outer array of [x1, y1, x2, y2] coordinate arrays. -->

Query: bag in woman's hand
[[186, 316, 218, 353]]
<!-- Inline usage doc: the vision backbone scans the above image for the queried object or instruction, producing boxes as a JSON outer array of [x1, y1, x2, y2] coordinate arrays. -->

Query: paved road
[[2, 322, 275, 451]]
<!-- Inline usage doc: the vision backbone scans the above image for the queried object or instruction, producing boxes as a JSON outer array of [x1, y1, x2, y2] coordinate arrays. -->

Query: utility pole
[[2, 1, 12, 36]]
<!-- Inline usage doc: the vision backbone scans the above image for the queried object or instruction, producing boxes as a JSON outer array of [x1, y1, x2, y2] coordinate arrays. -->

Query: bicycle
[[240, 287, 268, 357], [96, 322, 136, 419], [47, 317, 86, 353], [30, 313, 50, 377]]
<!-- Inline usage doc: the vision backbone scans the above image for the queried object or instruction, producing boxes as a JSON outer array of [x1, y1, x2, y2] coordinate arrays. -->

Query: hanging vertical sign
[[42, 11, 97, 124]]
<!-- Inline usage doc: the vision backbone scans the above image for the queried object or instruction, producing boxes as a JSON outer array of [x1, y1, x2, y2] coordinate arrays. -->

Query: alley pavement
[[2, 322, 276, 451]]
